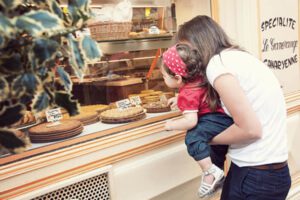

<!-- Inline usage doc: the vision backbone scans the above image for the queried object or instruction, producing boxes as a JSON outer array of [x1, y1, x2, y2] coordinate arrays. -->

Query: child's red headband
[[162, 45, 187, 77]]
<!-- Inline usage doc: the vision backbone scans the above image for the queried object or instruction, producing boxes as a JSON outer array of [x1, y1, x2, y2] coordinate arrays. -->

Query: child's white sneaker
[[198, 164, 224, 198]]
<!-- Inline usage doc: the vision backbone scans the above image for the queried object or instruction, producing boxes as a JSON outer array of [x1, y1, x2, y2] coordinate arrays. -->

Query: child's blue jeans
[[185, 112, 233, 169]]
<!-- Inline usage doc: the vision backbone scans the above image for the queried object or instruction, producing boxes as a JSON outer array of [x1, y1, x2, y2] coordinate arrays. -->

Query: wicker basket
[[88, 21, 132, 41]]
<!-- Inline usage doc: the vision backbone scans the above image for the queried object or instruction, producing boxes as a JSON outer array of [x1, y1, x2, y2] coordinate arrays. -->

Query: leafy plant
[[0, 0, 102, 153]]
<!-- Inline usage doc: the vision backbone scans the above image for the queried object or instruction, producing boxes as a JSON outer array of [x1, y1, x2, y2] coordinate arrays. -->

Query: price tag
[[149, 26, 160, 34], [160, 94, 168, 103], [45, 108, 62, 123], [129, 96, 142, 106], [116, 99, 132, 110]]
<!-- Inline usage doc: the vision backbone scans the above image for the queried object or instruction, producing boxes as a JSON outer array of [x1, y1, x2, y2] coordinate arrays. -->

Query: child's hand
[[165, 120, 173, 131], [167, 97, 178, 109]]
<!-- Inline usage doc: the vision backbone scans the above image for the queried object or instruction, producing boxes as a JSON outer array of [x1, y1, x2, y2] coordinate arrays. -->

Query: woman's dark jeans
[[221, 162, 291, 200], [185, 112, 233, 169]]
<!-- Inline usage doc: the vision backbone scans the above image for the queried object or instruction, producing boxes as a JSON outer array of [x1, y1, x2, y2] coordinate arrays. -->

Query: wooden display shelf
[[94, 77, 143, 86]]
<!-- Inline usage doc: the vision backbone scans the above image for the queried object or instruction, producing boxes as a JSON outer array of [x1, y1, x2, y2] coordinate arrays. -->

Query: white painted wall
[[175, 0, 211, 27], [218, 0, 260, 57], [112, 141, 201, 200]]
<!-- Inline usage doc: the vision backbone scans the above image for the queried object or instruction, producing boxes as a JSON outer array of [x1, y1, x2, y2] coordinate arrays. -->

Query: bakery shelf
[[98, 34, 175, 54]]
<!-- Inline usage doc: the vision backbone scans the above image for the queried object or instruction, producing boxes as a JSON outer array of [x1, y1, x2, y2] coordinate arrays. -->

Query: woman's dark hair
[[176, 15, 241, 111]]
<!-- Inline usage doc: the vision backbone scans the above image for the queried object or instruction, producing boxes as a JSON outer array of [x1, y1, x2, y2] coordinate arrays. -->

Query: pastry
[[64, 112, 99, 126], [28, 119, 83, 143], [143, 102, 171, 113], [100, 106, 146, 123]]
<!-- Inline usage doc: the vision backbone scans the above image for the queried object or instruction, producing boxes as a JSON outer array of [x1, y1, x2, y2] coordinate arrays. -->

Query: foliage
[[0, 0, 102, 153]]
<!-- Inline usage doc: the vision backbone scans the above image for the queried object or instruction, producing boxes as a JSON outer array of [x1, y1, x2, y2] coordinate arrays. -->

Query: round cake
[[28, 119, 83, 143], [80, 104, 110, 114], [143, 102, 171, 113], [100, 106, 146, 123], [65, 112, 99, 126]]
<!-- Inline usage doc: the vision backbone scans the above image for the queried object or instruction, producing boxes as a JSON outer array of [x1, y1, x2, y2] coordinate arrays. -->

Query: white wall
[[175, 0, 211, 27], [218, 0, 260, 57]]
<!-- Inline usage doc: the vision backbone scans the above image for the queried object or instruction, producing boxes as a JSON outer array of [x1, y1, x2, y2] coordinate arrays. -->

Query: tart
[[100, 106, 146, 123], [143, 102, 171, 113], [80, 104, 110, 114], [28, 119, 83, 143], [64, 112, 99, 125]]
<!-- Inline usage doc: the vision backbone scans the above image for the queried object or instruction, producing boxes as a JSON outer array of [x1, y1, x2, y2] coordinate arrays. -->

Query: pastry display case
[[0, 0, 180, 164], [0, 1, 187, 199]]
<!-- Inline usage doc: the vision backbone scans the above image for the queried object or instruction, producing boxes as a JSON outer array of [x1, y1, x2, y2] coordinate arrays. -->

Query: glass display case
[[0, 0, 180, 165]]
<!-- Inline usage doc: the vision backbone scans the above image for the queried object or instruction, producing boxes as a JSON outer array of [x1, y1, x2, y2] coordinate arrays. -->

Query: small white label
[[46, 108, 62, 123], [116, 99, 132, 110], [149, 26, 160, 34], [129, 96, 142, 106]]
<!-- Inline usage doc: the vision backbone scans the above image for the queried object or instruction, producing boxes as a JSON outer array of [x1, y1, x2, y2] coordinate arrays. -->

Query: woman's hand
[[167, 96, 178, 109]]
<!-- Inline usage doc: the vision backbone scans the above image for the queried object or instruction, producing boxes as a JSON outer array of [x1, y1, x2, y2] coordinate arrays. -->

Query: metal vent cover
[[31, 172, 111, 200]]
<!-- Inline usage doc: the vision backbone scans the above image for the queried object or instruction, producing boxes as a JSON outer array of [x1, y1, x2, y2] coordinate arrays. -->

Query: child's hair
[[162, 43, 202, 83], [162, 43, 221, 111]]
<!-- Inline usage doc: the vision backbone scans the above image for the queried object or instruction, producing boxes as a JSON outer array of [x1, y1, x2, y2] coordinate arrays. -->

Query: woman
[[176, 15, 291, 200]]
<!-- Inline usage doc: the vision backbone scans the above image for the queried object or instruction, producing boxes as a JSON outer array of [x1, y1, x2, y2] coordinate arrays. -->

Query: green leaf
[[0, 53, 22, 75], [80, 35, 101, 62], [0, 35, 6, 48], [0, 14, 14, 37], [13, 10, 64, 36], [20, 93, 34, 106], [0, 128, 26, 153], [68, 0, 91, 25], [25, 10, 64, 30], [14, 16, 43, 36], [31, 0, 48, 5], [68, 0, 90, 8], [0, 103, 25, 127], [67, 34, 85, 78], [32, 91, 50, 113], [0, 0, 22, 10], [50, 0, 64, 19], [12, 73, 41, 95], [55, 91, 79, 116], [37, 67, 49, 80], [56, 66, 72, 92], [32, 38, 60, 65], [0, 77, 9, 101]]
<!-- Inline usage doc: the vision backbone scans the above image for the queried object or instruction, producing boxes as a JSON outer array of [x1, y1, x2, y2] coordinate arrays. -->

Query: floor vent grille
[[32, 172, 111, 200]]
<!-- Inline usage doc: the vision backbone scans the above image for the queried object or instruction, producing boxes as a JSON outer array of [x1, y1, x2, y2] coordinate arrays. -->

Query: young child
[[161, 43, 233, 198]]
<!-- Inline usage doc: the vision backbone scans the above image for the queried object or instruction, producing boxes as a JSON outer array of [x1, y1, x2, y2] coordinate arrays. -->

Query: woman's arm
[[165, 112, 198, 131], [210, 74, 262, 145]]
